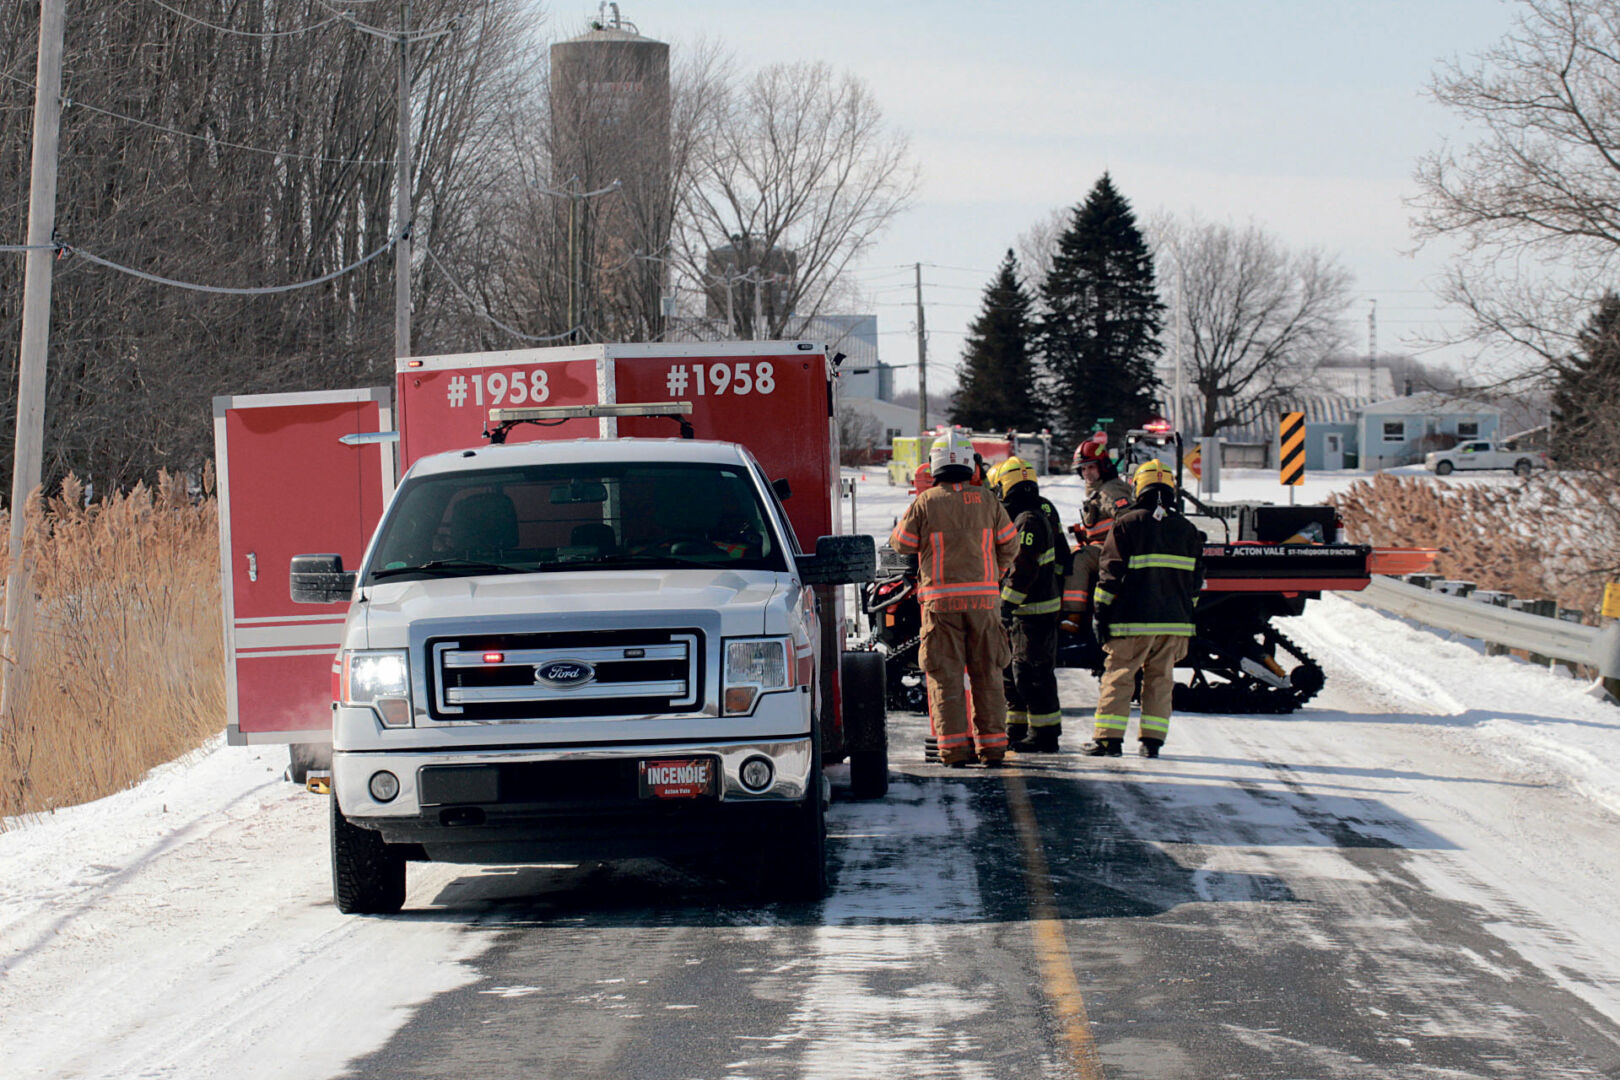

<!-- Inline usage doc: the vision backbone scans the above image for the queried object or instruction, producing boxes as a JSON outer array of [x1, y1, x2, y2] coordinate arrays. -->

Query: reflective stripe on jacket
[[999, 495, 1062, 616], [891, 483, 1019, 611], [1093, 495, 1205, 637], [1081, 476, 1134, 542]]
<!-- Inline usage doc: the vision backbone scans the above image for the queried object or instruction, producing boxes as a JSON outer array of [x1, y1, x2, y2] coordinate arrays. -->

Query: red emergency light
[[483, 652, 505, 664], [1142, 417, 1173, 433]]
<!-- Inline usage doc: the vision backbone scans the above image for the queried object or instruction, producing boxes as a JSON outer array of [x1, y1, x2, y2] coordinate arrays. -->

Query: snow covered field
[[3, 464, 1618, 1078]]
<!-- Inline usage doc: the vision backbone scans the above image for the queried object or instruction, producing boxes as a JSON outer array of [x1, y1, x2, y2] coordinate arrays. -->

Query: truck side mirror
[[797, 534, 876, 586], [772, 477, 792, 501], [290, 553, 358, 604]]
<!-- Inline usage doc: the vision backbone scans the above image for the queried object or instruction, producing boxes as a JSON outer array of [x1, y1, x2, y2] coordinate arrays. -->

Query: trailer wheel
[[1434, 460, 1454, 475], [331, 794, 406, 914], [1514, 459, 1533, 477], [840, 651, 889, 799]]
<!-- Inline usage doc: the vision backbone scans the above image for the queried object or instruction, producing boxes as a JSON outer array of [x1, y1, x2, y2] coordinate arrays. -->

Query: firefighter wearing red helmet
[[1064, 435, 1134, 621], [889, 428, 1021, 766]]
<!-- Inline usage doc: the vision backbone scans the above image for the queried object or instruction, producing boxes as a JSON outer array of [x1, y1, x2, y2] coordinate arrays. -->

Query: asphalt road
[[335, 671, 1620, 1080]]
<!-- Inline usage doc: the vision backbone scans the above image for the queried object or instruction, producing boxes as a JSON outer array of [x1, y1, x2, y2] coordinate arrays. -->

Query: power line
[[423, 245, 584, 343], [0, 72, 393, 166], [143, 0, 346, 37], [314, 0, 457, 42], [64, 231, 403, 294]]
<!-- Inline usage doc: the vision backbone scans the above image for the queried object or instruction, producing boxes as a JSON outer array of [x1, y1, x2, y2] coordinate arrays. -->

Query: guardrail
[[1344, 575, 1620, 697]]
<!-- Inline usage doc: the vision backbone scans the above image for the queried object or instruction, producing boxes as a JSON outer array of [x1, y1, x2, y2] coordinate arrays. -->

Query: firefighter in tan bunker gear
[[1065, 435, 1135, 625], [890, 429, 1021, 766], [1085, 459, 1205, 758]]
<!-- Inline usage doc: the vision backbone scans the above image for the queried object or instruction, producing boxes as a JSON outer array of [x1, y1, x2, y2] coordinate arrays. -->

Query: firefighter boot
[[1138, 738, 1163, 759], [1081, 737, 1123, 757], [1015, 724, 1062, 754], [1006, 722, 1028, 748]]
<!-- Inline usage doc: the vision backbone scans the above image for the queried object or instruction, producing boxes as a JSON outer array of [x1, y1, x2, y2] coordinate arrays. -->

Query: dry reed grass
[[1, 470, 224, 821], [1330, 472, 1618, 617]]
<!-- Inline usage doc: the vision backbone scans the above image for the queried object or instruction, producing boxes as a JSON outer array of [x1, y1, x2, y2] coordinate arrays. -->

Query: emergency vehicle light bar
[[485, 401, 695, 443], [488, 402, 692, 422]]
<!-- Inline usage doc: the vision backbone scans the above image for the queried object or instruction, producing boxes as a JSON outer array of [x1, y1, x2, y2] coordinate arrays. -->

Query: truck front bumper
[[332, 736, 815, 862]]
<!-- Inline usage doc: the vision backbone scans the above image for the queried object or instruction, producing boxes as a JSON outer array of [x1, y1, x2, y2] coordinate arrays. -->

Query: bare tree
[[1015, 205, 1068, 300], [1154, 217, 1353, 437], [675, 60, 917, 339], [1413, 0, 1620, 372], [0, 0, 548, 492]]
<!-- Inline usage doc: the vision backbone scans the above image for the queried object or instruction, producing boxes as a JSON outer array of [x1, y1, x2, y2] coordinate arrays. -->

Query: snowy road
[[7, 469, 1620, 1077]]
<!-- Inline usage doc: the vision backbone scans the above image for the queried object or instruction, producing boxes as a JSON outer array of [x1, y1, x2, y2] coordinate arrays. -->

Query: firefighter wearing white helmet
[[991, 457, 1066, 753], [1085, 458, 1205, 758], [889, 427, 1020, 766]]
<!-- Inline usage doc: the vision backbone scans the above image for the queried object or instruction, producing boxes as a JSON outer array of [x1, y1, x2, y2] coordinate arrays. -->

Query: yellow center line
[[1002, 768, 1105, 1080]]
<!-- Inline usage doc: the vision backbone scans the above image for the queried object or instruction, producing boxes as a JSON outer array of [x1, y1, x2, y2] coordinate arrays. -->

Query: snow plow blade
[[1366, 547, 1441, 576]]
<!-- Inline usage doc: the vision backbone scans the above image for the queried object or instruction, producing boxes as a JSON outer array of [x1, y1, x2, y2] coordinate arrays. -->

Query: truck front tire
[[331, 795, 407, 914], [764, 786, 828, 902], [840, 651, 889, 800], [1435, 460, 1454, 475]]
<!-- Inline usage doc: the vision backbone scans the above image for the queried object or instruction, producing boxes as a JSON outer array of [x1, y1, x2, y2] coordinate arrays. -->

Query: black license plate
[[638, 757, 717, 800]]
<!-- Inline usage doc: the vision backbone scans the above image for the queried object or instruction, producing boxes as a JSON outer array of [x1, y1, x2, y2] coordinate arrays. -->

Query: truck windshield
[[364, 461, 788, 583]]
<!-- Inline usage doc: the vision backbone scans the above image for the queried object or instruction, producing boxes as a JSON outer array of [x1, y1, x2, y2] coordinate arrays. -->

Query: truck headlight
[[723, 637, 793, 716], [342, 649, 413, 728]]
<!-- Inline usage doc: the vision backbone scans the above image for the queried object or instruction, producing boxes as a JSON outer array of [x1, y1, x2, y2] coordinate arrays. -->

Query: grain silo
[[550, 5, 671, 340]]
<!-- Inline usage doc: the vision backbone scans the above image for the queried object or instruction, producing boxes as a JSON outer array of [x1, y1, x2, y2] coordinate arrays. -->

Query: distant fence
[[1346, 574, 1620, 701]]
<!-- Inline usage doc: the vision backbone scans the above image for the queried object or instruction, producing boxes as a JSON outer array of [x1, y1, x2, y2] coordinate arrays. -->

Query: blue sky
[[558, 0, 1524, 393]]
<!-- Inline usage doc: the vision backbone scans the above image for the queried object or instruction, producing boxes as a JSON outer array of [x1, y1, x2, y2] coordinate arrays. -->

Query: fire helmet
[[992, 456, 1038, 498], [1133, 459, 1176, 496], [928, 427, 976, 475], [1073, 435, 1109, 469]]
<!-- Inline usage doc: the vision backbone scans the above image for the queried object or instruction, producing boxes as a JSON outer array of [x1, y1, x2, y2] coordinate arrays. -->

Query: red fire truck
[[213, 342, 885, 912]]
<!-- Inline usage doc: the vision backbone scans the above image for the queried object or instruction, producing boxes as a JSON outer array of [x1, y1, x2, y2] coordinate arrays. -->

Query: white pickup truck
[[1424, 439, 1548, 477], [214, 341, 887, 915]]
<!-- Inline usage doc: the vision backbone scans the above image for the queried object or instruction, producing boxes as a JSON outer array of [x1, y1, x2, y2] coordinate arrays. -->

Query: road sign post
[[1279, 411, 1305, 505]]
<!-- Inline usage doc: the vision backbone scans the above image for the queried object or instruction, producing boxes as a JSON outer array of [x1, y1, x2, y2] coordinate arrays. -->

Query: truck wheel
[[1514, 459, 1533, 477], [1435, 460, 1454, 475], [766, 786, 828, 902], [331, 794, 406, 914], [840, 651, 888, 799], [288, 742, 330, 785]]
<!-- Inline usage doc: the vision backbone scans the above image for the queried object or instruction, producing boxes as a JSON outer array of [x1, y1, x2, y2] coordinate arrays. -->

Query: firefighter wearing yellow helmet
[[890, 428, 1020, 766], [1085, 457, 1205, 758], [991, 456, 1065, 752]]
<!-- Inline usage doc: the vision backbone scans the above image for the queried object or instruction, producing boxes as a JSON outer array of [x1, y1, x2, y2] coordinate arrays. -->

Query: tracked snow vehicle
[[1062, 424, 1434, 714]]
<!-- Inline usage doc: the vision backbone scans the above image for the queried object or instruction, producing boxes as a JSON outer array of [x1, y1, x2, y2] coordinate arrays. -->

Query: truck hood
[[358, 569, 782, 636]]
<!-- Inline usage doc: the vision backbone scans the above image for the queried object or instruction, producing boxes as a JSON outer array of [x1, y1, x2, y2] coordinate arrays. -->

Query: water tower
[[549, 5, 671, 338]]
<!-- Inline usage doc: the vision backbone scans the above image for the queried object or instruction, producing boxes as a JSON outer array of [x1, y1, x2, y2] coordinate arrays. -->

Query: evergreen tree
[[1036, 173, 1164, 447], [1552, 292, 1620, 466], [949, 250, 1043, 432]]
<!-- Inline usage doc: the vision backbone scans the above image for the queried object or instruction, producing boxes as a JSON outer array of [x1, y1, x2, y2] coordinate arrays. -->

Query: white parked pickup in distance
[[1424, 439, 1548, 477]]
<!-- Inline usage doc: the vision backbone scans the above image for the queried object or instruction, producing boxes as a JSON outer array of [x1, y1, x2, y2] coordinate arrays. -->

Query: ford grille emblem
[[535, 660, 595, 689]]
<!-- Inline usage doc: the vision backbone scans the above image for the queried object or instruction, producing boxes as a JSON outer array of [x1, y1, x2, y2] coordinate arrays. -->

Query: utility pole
[[1172, 257, 1185, 435], [566, 186, 580, 341], [914, 263, 928, 434], [2, 0, 65, 727], [752, 270, 764, 339], [394, 0, 414, 359], [724, 271, 735, 339], [1367, 298, 1377, 383]]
